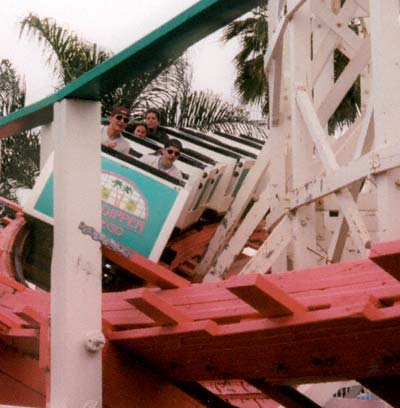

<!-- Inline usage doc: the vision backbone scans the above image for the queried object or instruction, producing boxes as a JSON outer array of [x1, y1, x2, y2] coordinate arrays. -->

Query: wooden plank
[[175, 382, 236, 408], [114, 316, 400, 382], [290, 142, 400, 210], [203, 186, 277, 282], [194, 139, 274, 282], [296, 89, 371, 255], [327, 103, 374, 262], [363, 295, 400, 321], [370, 1, 400, 243], [226, 274, 306, 318], [103, 246, 190, 289], [103, 343, 206, 408], [311, 0, 359, 84], [317, 36, 371, 126], [289, 0, 318, 269], [0, 0, 266, 139], [247, 380, 322, 408], [239, 215, 291, 275], [313, 0, 362, 54], [108, 319, 219, 342], [125, 288, 193, 325], [353, 0, 369, 14], [264, 0, 308, 73], [15, 306, 50, 369], [369, 240, 400, 280]]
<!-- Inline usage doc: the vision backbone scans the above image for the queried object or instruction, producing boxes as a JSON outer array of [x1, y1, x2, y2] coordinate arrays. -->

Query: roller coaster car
[[1, 127, 262, 291]]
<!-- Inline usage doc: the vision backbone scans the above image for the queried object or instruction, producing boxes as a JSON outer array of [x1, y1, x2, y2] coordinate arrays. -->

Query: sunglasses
[[166, 149, 180, 157], [115, 115, 129, 124]]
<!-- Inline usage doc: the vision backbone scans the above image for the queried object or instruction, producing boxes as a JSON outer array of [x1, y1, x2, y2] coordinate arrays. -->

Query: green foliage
[[20, 13, 111, 86], [0, 60, 26, 116], [224, 4, 362, 133], [102, 57, 189, 117], [0, 59, 39, 201], [19, 13, 265, 137], [328, 50, 361, 134], [222, 6, 269, 114], [162, 90, 266, 138]]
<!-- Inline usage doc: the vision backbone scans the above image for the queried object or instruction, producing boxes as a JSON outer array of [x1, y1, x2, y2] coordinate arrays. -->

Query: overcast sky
[[0, 0, 240, 105]]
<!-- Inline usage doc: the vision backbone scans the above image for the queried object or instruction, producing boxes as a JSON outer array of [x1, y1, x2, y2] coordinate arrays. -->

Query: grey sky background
[[1, 0, 240, 106]]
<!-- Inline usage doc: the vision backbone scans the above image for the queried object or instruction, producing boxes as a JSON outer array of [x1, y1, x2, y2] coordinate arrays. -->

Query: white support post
[[369, 0, 400, 242], [50, 99, 103, 407], [40, 124, 55, 171], [289, 0, 318, 269], [267, 0, 289, 273]]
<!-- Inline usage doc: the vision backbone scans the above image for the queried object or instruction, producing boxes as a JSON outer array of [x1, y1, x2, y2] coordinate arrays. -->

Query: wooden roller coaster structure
[[0, 0, 400, 407]]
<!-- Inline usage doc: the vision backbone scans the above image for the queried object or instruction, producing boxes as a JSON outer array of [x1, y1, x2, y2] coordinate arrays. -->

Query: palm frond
[[161, 90, 266, 139], [20, 13, 111, 86], [222, 7, 268, 113]]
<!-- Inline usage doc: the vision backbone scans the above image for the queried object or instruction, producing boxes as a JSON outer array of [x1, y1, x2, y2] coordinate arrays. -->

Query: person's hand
[[107, 140, 117, 149]]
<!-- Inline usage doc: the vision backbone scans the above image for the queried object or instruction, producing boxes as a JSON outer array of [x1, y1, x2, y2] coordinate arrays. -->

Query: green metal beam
[[0, 0, 265, 138]]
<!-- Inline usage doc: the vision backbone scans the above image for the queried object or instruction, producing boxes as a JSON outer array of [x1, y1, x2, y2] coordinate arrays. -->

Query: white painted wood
[[327, 103, 374, 262], [314, 0, 362, 54], [203, 185, 274, 282], [264, 0, 308, 73], [289, 0, 319, 269], [370, 0, 400, 242], [50, 99, 103, 407], [193, 138, 273, 281], [354, 0, 369, 14], [317, 36, 371, 126], [268, 0, 290, 272], [202, 1, 291, 281], [297, 90, 371, 255], [240, 215, 291, 275], [40, 124, 54, 171], [268, 0, 285, 126], [311, 0, 359, 85], [312, 0, 335, 108]]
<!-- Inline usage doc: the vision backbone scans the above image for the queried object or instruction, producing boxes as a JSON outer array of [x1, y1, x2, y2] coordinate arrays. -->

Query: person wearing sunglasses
[[101, 105, 131, 155], [141, 139, 184, 181]]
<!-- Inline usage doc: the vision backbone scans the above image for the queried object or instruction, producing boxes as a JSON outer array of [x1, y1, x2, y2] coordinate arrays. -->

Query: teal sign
[[34, 156, 179, 257]]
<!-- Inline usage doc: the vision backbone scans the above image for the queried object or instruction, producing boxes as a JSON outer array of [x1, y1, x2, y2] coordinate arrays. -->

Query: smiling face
[[145, 112, 160, 130], [108, 113, 129, 136]]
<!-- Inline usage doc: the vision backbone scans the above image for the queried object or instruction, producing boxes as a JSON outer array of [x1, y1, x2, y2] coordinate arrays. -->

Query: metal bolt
[[369, 154, 380, 171], [85, 331, 106, 353]]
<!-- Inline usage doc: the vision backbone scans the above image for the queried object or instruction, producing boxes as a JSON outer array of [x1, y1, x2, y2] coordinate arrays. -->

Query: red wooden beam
[[225, 274, 306, 317], [124, 288, 193, 325], [369, 240, 400, 280], [103, 246, 190, 289]]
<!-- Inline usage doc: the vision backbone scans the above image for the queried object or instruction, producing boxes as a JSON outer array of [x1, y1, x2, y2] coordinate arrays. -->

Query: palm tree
[[222, 6, 269, 115], [20, 13, 110, 87], [0, 59, 40, 200], [20, 13, 265, 138], [223, 4, 360, 133], [134, 62, 267, 139], [19, 13, 187, 116]]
